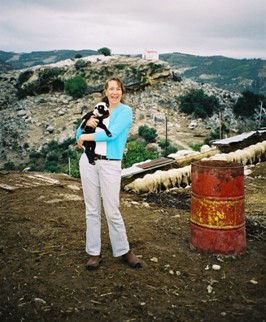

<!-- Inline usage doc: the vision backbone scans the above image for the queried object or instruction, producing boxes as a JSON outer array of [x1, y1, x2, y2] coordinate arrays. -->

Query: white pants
[[79, 153, 130, 257]]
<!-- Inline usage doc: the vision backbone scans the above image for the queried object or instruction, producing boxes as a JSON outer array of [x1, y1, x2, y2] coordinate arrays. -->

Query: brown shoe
[[122, 250, 141, 269], [86, 255, 102, 270]]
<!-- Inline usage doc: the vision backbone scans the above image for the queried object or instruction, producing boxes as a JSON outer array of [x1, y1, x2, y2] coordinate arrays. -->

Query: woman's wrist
[[82, 133, 94, 141]]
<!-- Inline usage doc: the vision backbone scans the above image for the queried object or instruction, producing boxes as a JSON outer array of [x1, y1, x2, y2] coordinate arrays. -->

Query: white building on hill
[[143, 49, 159, 61]]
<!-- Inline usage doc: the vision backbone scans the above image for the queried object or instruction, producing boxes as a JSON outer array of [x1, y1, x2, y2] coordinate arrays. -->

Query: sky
[[0, 0, 266, 59]]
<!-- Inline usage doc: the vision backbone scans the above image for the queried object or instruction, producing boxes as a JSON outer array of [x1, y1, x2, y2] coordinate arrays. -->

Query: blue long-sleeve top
[[76, 103, 133, 160]]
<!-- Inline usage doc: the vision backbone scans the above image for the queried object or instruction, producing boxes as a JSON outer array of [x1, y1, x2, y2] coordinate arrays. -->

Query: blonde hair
[[101, 77, 126, 104]]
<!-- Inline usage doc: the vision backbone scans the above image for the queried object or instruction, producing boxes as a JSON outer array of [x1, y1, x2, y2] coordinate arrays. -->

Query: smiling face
[[105, 79, 125, 108]]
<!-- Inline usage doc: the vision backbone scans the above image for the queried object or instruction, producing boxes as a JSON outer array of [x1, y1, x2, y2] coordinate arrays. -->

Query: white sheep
[[262, 141, 266, 161], [168, 153, 178, 159], [181, 165, 191, 187], [209, 153, 228, 161], [239, 148, 254, 165], [167, 149, 193, 160], [242, 142, 265, 164], [124, 140, 266, 194], [262, 140, 266, 151], [167, 168, 183, 188], [209, 141, 266, 165], [157, 170, 173, 191], [142, 173, 160, 193], [124, 172, 161, 194], [244, 146, 258, 164], [124, 178, 150, 194], [233, 149, 246, 164], [200, 144, 213, 153], [152, 170, 166, 192], [254, 142, 266, 162], [124, 164, 193, 193], [225, 151, 237, 162]]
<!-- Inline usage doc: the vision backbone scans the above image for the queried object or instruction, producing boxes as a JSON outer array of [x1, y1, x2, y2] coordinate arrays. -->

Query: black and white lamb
[[81, 102, 112, 164]]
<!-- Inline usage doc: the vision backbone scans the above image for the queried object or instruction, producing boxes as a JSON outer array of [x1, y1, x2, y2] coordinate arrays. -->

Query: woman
[[76, 77, 141, 270]]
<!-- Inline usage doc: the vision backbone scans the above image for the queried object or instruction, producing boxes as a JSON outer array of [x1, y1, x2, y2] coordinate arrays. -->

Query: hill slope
[[160, 52, 266, 96], [0, 49, 98, 69]]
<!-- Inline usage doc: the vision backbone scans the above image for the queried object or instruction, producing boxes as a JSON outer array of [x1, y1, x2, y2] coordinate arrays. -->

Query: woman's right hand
[[86, 115, 99, 128]]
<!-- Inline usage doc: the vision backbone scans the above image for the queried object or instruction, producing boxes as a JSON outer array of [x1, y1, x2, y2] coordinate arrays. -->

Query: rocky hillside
[[0, 55, 240, 169], [1, 50, 265, 96]]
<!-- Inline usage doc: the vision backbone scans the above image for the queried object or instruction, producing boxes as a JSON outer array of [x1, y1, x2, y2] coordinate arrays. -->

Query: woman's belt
[[94, 154, 120, 161]]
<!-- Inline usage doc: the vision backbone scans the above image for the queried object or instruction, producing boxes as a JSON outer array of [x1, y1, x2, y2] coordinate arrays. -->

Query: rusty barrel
[[190, 160, 246, 255]]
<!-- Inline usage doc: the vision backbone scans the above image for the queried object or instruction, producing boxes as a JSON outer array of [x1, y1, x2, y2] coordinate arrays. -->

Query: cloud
[[0, 0, 265, 58]]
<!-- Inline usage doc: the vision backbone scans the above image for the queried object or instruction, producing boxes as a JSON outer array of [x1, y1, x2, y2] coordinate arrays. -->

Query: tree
[[233, 90, 265, 118], [98, 47, 111, 56], [179, 89, 220, 118]]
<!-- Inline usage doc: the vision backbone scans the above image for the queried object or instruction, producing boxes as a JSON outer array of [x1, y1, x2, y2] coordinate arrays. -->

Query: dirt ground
[[0, 162, 265, 322]]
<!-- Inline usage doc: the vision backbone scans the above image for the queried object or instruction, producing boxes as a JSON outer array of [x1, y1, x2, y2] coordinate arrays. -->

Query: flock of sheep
[[124, 140, 266, 194]]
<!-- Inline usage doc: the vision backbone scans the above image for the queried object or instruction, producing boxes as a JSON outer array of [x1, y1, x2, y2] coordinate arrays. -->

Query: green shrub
[[233, 91, 265, 118], [114, 64, 125, 70], [122, 141, 159, 168], [47, 152, 58, 162], [159, 139, 178, 156], [40, 68, 63, 79], [17, 70, 34, 86], [74, 59, 88, 70], [44, 161, 58, 173], [64, 76, 87, 98], [29, 150, 41, 159], [4, 161, 15, 170], [16, 70, 34, 98], [204, 124, 230, 144], [190, 144, 202, 152], [63, 157, 81, 178], [48, 140, 59, 150], [179, 89, 220, 118], [59, 137, 75, 149], [193, 107, 208, 119], [27, 138, 82, 178], [138, 125, 158, 143], [17, 67, 64, 97]]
